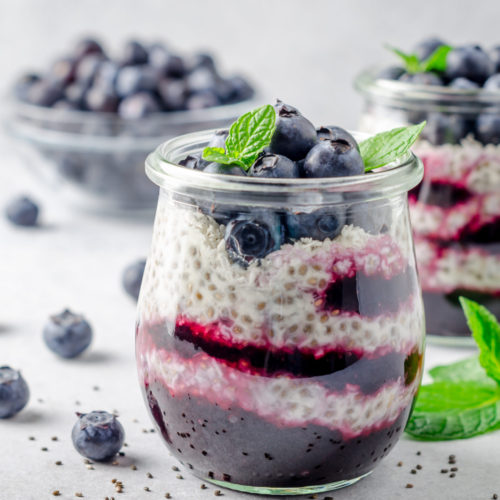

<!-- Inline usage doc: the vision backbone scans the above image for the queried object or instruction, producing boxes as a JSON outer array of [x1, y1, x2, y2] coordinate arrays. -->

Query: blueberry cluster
[[179, 101, 390, 266], [14, 37, 254, 118], [378, 37, 500, 146]]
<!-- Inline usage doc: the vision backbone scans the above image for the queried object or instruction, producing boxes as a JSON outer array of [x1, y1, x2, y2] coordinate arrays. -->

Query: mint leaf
[[422, 44, 452, 73], [388, 46, 421, 73], [359, 122, 426, 171], [406, 381, 500, 440], [429, 356, 496, 386], [225, 104, 276, 167], [201, 147, 245, 167], [460, 297, 500, 384]]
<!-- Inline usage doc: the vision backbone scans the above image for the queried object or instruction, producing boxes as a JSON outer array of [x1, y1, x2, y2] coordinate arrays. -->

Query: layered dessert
[[356, 36, 500, 339], [136, 102, 425, 491]]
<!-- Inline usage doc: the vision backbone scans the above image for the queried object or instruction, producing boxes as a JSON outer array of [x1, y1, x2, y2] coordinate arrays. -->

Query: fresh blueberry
[[286, 207, 346, 242], [449, 77, 479, 90], [186, 90, 220, 110], [188, 53, 217, 73], [118, 92, 161, 119], [93, 61, 119, 91], [489, 46, 500, 73], [148, 43, 171, 71], [347, 201, 392, 234], [26, 79, 63, 107], [477, 113, 500, 145], [249, 153, 299, 178], [5, 196, 39, 226], [421, 112, 468, 145], [75, 54, 105, 87], [445, 45, 493, 84], [47, 57, 78, 86], [72, 411, 125, 461], [158, 78, 187, 111], [398, 72, 443, 86], [483, 73, 500, 91], [164, 54, 186, 78], [0, 367, 29, 418], [115, 66, 158, 98], [203, 163, 246, 176], [84, 86, 119, 112], [377, 66, 405, 81], [217, 75, 254, 103], [119, 40, 149, 66], [225, 212, 283, 265], [186, 67, 217, 95], [43, 309, 93, 358], [316, 126, 359, 150], [13, 73, 41, 101], [179, 154, 204, 170], [303, 140, 364, 178], [74, 38, 104, 60], [269, 101, 318, 161], [122, 259, 146, 300], [64, 83, 88, 109], [207, 129, 228, 149], [412, 37, 446, 61]]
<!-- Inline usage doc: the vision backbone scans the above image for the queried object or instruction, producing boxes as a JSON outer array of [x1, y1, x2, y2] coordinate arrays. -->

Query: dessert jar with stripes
[[136, 130, 425, 495], [356, 70, 500, 345]]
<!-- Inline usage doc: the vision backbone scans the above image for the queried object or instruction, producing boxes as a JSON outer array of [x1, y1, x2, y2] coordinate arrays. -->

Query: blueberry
[[13, 73, 41, 101], [217, 75, 254, 103], [74, 38, 104, 60], [158, 78, 187, 111], [84, 86, 119, 112], [179, 154, 203, 169], [203, 163, 246, 176], [119, 40, 148, 66], [316, 126, 359, 150], [286, 207, 346, 242], [207, 129, 228, 149], [164, 54, 186, 78], [412, 37, 446, 61], [118, 92, 161, 119], [489, 46, 500, 73], [122, 259, 146, 300], [269, 101, 318, 161], [186, 90, 220, 110], [115, 66, 158, 98], [421, 112, 468, 145], [186, 67, 217, 94], [72, 411, 125, 461], [477, 113, 500, 145], [47, 57, 78, 86], [93, 61, 119, 91], [347, 201, 392, 234], [148, 43, 171, 71], [376, 66, 405, 80], [303, 140, 364, 178], [188, 53, 217, 73], [43, 309, 93, 358], [26, 79, 63, 107], [64, 83, 88, 108], [5, 196, 39, 226], [225, 212, 283, 265], [483, 73, 500, 91], [53, 99, 79, 110], [249, 153, 299, 178], [76, 54, 105, 87], [0, 367, 29, 418], [445, 45, 493, 84], [449, 77, 479, 90], [398, 72, 443, 86]]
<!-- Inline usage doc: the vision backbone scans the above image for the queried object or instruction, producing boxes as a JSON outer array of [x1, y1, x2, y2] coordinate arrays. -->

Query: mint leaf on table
[[460, 297, 500, 384], [359, 122, 426, 171], [405, 381, 500, 440], [202, 104, 276, 171], [421, 44, 452, 73]]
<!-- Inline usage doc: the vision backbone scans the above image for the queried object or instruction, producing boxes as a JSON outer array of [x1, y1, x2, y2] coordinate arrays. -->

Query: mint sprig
[[359, 122, 426, 171], [387, 44, 452, 74], [203, 104, 276, 170], [406, 299, 500, 441]]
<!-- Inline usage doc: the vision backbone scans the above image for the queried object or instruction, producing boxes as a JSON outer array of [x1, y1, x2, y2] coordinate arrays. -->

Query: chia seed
[[405, 484, 414, 489]]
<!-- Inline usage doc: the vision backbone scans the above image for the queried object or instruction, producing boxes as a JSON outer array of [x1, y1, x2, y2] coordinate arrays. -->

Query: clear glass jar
[[355, 69, 500, 345], [136, 130, 425, 495]]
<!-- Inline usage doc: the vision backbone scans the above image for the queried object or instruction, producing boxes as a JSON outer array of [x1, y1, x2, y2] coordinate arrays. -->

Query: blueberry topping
[[445, 45, 493, 84], [398, 72, 443, 86], [449, 77, 479, 90], [43, 309, 93, 358], [483, 73, 500, 91], [269, 101, 318, 161], [207, 129, 229, 149], [179, 154, 202, 170], [421, 112, 469, 145], [347, 201, 392, 235], [477, 113, 500, 145], [316, 126, 359, 151], [225, 212, 283, 265], [119, 40, 149, 66], [412, 37, 446, 61], [249, 153, 299, 178], [0, 367, 29, 419], [286, 207, 346, 242], [376, 66, 405, 81], [303, 140, 364, 178], [5, 196, 39, 227], [72, 411, 125, 461], [118, 92, 161, 119], [122, 259, 146, 300], [203, 163, 246, 176]]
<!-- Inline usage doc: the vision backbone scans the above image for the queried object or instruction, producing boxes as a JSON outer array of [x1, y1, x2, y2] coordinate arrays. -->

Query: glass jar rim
[[355, 67, 500, 113], [145, 129, 423, 207]]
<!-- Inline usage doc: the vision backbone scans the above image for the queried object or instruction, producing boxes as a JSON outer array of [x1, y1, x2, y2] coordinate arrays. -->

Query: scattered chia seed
[[397, 461, 403, 467], [75, 401, 81, 406], [200, 484, 207, 489], [123, 442, 128, 447], [493, 495, 498, 499], [130, 465, 137, 471], [112, 460, 119, 465], [93, 385, 100, 391], [214, 491, 223, 496], [133, 418, 139, 423], [83, 459, 92, 464], [450, 473, 456, 478], [38, 398, 44, 403], [165, 494, 171, 499], [28, 436, 35, 441], [405, 484, 414, 489], [450, 467, 458, 472], [416, 464, 422, 470], [147, 472, 153, 478], [441, 469, 449, 474], [142, 429, 148, 433], [176, 474, 183, 480], [172, 466, 180, 472], [410, 469, 417, 474], [150, 429, 155, 433], [86, 465, 95, 470], [41, 447, 48, 452], [111, 479, 117, 484], [144, 486, 150, 492], [75, 493, 83, 498], [55, 461, 63, 466], [118, 452, 125, 456], [416, 451, 421, 456], [449, 455, 456, 460], [51, 436, 58, 441], [52, 491, 61, 497]]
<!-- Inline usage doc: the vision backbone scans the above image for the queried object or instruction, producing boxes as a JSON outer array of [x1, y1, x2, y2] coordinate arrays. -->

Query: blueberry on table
[[26, 80, 63, 107], [483, 73, 500, 91], [43, 309, 93, 358], [115, 65, 159, 98], [477, 113, 500, 145], [377, 66, 405, 81], [398, 72, 443, 86], [303, 140, 364, 178], [249, 153, 299, 178], [5, 196, 39, 226], [75, 54, 105, 87], [122, 259, 146, 300], [186, 67, 218, 94], [286, 207, 345, 242], [73, 37, 104, 60], [0, 367, 29, 419], [269, 101, 318, 161], [84, 86, 119, 113], [188, 52, 217, 73], [412, 36, 447, 61], [445, 45, 493, 84], [119, 40, 149, 66], [148, 43, 171, 71], [72, 411, 125, 461], [203, 163, 246, 176], [225, 212, 283, 265], [118, 92, 161, 119], [164, 54, 186, 79], [48, 57, 78, 86], [93, 61, 119, 91], [449, 77, 479, 90], [207, 129, 229, 149], [316, 126, 359, 150], [64, 82, 89, 109], [158, 78, 187, 111]]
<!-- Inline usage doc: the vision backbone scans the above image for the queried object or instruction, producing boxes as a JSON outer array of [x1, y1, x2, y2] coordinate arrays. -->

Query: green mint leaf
[[405, 381, 500, 440], [387, 46, 421, 73], [422, 44, 452, 73], [201, 147, 246, 168], [359, 121, 426, 171], [429, 356, 496, 386], [460, 297, 500, 384], [225, 104, 276, 169]]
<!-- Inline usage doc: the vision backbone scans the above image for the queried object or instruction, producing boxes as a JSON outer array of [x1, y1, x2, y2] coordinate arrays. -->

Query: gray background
[[2, 0, 500, 128]]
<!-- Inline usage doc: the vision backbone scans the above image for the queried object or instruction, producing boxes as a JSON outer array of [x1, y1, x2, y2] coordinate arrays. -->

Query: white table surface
[[1, 135, 499, 500]]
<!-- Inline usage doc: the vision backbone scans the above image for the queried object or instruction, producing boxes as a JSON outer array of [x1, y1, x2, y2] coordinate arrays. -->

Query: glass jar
[[355, 69, 500, 345], [136, 130, 425, 495]]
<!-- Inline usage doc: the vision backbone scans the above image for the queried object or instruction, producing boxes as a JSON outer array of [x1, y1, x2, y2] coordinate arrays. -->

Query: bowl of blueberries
[[5, 37, 256, 215]]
